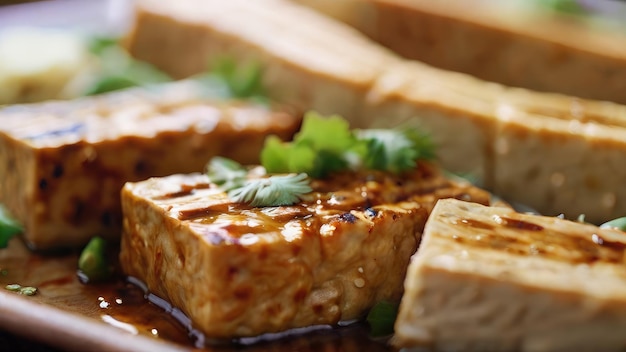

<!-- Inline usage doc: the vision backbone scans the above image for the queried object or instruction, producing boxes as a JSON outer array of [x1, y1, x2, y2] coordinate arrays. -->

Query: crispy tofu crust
[[0, 82, 300, 250], [119, 162, 491, 338], [395, 199, 626, 351]]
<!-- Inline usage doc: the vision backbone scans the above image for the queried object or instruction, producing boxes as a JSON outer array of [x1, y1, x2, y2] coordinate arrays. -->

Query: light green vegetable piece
[[366, 301, 399, 337], [0, 205, 22, 248], [78, 236, 112, 282], [600, 217, 626, 232]]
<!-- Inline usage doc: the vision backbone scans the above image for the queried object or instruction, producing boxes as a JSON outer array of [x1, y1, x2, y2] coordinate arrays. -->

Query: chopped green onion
[[366, 301, 399, 337], [78, 236, 112, 283], [5, 284, 37, 296], [0, 205, 22, 248], [5, 284, 21, 292]]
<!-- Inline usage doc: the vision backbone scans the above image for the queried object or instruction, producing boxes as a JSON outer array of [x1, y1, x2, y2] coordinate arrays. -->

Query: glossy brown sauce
[[449, 214, 626, 264], [0, 239, 393, 351]]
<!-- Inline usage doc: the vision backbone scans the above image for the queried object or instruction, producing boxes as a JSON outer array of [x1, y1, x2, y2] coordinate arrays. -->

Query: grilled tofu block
[[394, 198, 626, 351], [126, 0, 626, 224], [119, 162, 491, 338], [0, 81, 300, 250]]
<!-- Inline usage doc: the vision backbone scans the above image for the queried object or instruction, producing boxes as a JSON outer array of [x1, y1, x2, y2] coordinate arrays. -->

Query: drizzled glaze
[[153, 163, 486, 243]]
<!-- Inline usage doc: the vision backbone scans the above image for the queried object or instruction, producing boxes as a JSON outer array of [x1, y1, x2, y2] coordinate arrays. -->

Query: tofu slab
[[0, 81, 299, 250], [119, 163, 491, 338], [126, 0, 626, 224], [294, 0, 626, 104], [394, 198, 626, 351]]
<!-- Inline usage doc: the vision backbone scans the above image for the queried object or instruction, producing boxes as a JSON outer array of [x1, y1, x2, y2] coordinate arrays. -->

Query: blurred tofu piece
[[119, 163, 491, 338], [395, 198, 626, 351], [0, 81, 300, 250], [293, 0, 626, 104]]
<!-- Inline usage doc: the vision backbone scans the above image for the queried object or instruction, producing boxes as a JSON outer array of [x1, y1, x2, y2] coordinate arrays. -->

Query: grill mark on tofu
[[437, 209, 626, 264]]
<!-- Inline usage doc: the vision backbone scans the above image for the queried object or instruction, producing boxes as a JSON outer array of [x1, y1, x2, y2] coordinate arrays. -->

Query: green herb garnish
[[536, 0, 588, 15], [206, 156, 248, 191], [600, 217, 626, 231], [87, 36, 119, 56], [261, 112, 358, 178], [229, 173, 312, 207], [261, 111, 435, 178], [5, 284, 37, 296], [195, 56, 267, 102], [366, 301, 399, 337], [207, 112, 433, 207], [0, 205, 22, 248], [85, 36, 171, 95], [78, 236, 112, 283], [206, 158, 312, 207], [358, 128, 435, 174]]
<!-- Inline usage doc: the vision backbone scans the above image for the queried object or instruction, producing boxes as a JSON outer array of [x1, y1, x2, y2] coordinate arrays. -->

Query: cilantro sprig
[[207, 157, 312, 207], [229, 173, 312, 207], [85, 38, 268, 102], [0, 205, 22, 248], [86, 36, 172, 95], [206, 157, 248, 191], [207, 112, 434, 207], [261, 111, 435, 178], [261, 113, 358, 178]]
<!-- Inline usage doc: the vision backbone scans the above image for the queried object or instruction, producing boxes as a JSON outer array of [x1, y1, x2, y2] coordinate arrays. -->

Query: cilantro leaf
[[0, 205, 22, 248], [208, 113, 435, 207], [357, 128, 435, 173], [262, 111, 435, 177], [229, 173, 312, 207], [260, 136, 316, 175], [85, 36, 171, 96], [206, 157, 312, 207], [261, 111, 359, 178], [206, 156, 248, 191], [196, 56, 268, 102]]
